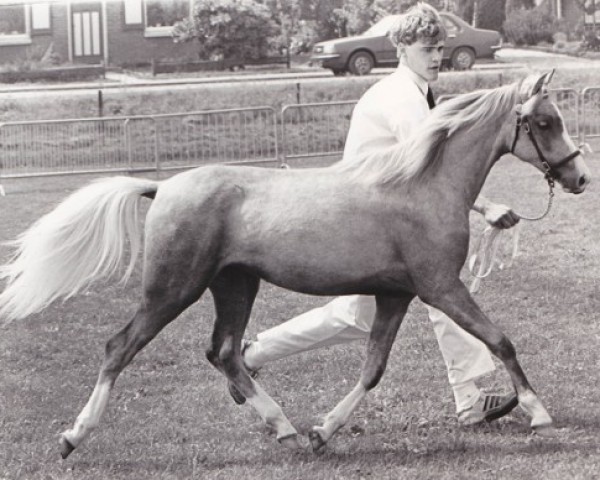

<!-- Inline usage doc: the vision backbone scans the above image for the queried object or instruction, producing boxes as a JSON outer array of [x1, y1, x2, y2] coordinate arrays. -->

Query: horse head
[[508, 71, 590, 194]]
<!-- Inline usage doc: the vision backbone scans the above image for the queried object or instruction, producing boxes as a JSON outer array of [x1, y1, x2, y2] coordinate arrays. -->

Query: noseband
[[509, 103, 582, 188]]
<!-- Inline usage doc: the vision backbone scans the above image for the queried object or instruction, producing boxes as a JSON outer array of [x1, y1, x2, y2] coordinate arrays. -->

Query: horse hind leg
[[59, 260, 212, 458], [207, 267, 302, 450], [59, 294, 201, 458], [310, 293, 413, 452]]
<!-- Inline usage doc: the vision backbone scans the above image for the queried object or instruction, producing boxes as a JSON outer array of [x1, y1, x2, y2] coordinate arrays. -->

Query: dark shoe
[[457, 393, 519, 426], [228, 340, 259, 405]]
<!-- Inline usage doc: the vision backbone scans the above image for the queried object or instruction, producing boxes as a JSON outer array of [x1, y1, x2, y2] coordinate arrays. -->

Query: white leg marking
[[518, 390, 553, 428], [245, 381, 298, 442], [314, 383, 367, 443], [62, 381, 112, 448]]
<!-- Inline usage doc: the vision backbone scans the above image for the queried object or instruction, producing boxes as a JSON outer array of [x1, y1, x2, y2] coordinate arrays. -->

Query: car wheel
[[331, 68, 347, 76], [450, 47, 475, 70], [348, 51, 374, 75]]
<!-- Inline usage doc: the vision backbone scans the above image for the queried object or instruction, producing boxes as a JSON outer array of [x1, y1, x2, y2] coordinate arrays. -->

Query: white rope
[[469, 224, 521, 294], [468, 181, 554, 293]]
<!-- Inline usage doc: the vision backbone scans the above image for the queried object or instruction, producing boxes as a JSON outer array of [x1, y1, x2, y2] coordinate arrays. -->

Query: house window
[[584, 0, 600, 25], [31, 4, 51, 32], [144, 0, 190, 37], [0, 5, 31, 46], [124, 0, 143, 25]]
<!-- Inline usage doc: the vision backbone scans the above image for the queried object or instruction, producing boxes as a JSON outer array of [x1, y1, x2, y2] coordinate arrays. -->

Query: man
[[230, 2, 519, 425]]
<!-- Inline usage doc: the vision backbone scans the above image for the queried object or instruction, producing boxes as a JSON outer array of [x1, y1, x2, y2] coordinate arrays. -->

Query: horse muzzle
[[557, 157, 591, 194]]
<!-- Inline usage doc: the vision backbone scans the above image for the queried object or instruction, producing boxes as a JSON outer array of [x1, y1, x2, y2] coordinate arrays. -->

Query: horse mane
[[331, 82, 521, 185]]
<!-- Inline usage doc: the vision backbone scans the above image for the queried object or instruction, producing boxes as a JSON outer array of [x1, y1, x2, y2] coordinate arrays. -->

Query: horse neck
[[434, 115, 510, 209]]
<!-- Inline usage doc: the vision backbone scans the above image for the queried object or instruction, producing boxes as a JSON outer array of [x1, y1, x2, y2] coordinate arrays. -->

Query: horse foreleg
[[309, 294, 413, 452], [60, 299, 192, 458], [208, 268, 301, 450], [424, 283, 553, 432]]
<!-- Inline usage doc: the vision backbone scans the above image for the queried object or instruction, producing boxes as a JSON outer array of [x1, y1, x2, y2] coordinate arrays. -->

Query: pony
[[0, 72, 590, 457]]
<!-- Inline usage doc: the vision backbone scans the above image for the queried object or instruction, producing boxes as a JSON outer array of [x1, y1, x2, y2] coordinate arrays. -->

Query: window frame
[[0, 4, 32, 46], [31, 3, 52, 36], [122, 0, 144, 31], [143, 0, 192, 38]]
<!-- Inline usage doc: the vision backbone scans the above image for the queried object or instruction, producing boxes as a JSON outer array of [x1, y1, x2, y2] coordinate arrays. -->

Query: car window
[[362, 15, 401, 37], [442, 16, 460, 36]]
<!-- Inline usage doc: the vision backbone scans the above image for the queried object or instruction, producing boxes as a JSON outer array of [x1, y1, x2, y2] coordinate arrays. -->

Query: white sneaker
[[457, 393, 518, 426]]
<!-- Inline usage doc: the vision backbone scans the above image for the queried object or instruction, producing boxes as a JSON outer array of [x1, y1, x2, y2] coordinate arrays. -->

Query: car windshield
[[362, 15, 401, 37]]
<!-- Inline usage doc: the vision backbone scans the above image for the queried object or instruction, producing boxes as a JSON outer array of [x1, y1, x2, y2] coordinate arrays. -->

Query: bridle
[[507, 98, 584, 221], [509, 101, 582, 190]]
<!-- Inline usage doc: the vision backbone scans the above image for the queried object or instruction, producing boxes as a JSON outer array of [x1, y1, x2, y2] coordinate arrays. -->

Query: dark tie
[[426, 87, 436, 110]]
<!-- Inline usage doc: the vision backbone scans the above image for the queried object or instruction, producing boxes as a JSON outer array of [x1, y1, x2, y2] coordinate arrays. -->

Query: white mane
[[332, 82, 521, 185]]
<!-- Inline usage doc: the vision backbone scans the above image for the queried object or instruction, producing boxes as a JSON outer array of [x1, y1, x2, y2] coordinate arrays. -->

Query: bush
[[173, 0, 278, 61], [503, 7, 558, 46]]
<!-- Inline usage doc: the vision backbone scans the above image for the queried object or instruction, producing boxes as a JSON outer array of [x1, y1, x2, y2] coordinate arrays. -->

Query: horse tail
[[0, 176, 159, 322]]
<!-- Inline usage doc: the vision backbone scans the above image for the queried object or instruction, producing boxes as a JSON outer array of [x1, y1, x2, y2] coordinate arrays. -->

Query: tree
[[172, 0, 278, 60], [473, 0, 506, 30], [332, 0, 376, 36]]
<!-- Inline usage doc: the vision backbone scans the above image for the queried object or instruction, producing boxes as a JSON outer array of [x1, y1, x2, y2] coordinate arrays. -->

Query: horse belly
[[230, 225, 412, 296]]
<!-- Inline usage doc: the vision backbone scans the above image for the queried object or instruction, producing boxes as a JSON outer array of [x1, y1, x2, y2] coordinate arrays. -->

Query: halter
[[509, 102, 582, 192]]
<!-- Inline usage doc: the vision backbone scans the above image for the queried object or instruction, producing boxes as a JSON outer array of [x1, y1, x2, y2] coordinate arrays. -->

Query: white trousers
[[247, 295, 495, 387]]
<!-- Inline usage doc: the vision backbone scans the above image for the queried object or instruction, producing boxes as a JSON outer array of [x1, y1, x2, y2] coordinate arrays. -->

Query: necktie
[[426, 87, 436, 110]]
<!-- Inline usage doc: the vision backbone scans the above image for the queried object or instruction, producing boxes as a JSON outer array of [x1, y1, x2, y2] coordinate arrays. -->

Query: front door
[[71, 1, 103, 64]]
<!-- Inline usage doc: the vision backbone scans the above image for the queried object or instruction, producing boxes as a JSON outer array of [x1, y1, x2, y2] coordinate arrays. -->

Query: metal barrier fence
[[0, 88, 594, 178], [582, 87, 600, 143], [551, 88, 579, 139], [281, 100, 356, 161], [0, 106, 278, 178]]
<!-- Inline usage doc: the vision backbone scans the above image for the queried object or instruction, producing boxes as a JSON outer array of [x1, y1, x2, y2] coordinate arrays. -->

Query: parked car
[[310, 12, 502, 75]]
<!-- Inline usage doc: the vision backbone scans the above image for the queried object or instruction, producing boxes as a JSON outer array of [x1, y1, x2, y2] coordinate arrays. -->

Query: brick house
[[0, 0, 199, 66]]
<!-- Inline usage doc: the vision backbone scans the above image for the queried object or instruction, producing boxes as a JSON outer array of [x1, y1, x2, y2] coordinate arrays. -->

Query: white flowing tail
[[0, 177, 159, 322]]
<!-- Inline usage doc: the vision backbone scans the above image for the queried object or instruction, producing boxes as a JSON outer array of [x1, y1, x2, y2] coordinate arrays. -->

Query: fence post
[[296, 82, 301, 104], [152, 117, 160, 177], [124, 119, 132, 173], [151, 58, 156, 77], [98, 90, 104, 117]]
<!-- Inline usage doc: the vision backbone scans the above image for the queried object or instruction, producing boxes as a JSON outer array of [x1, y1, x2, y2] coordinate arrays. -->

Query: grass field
[[0, 152, 599, 479], [3, 64, 600, 123]]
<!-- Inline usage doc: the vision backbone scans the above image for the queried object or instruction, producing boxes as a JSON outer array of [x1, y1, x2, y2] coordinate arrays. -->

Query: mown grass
[[0, 152, 599, 479], [2, 64, 600, 125]]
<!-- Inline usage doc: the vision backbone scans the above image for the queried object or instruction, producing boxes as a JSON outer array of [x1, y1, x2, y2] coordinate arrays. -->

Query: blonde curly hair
[[389, 2, 447, 47]]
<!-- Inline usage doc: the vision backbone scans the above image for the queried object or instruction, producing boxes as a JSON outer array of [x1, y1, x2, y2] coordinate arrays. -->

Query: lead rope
[[468, 180, 554, 294]]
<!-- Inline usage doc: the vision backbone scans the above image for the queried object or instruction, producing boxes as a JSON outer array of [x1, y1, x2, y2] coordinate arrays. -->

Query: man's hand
[[473, 196, 520, 229], [483, 203, 520, 229]]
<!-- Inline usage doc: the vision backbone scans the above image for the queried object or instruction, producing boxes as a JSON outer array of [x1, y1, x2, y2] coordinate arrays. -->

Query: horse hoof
[[59, 436, 76, 459], [278, 433, 302, 450], [308, 428, 327, 453]]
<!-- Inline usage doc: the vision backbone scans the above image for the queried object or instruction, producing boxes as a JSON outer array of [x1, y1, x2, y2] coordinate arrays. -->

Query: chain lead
[[515, 179, 554, 221]]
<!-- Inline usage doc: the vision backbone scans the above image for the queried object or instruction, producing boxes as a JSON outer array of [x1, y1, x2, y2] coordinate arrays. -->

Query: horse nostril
[[579, 175, 589, 187]]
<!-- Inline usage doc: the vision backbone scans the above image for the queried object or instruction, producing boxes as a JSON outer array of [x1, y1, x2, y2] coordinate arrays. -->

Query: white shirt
[[343, 64, 430, 161]]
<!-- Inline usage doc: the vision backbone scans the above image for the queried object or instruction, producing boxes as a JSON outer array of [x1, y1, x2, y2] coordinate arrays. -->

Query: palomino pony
[[0, 72, 590, 458]]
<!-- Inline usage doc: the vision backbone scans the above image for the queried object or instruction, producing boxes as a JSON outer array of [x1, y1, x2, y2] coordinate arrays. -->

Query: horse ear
[[519, 72, 550, 100], [543, 68, 555, 85]]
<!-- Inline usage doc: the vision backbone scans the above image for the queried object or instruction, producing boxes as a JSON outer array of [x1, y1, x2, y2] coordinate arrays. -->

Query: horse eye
[[537, 121, 549, 129]]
